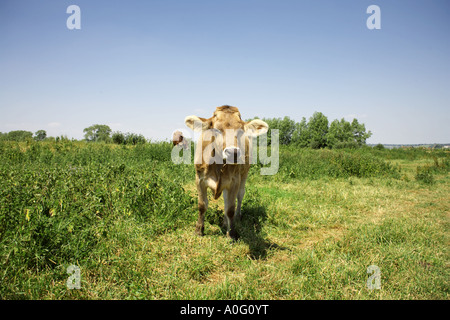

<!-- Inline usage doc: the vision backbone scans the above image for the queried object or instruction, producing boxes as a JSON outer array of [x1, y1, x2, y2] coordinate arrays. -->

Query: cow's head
[[184, 105, 268, 164], [172, 130, 189, 149]]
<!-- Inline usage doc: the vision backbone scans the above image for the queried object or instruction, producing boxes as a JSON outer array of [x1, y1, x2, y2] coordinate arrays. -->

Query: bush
[[415, 166, 434, 185], [124, 133, 146, 145], [332, 141, 360, 149], [112, 132, 146, 145], [415, 158, 448, 185], [275, 146, 400, 180], [112, 131, 125, 144]]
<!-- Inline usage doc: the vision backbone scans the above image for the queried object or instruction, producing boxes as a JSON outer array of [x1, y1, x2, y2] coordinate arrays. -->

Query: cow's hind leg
[[196, 181, 208, 236], [223, 188, 239, 240]]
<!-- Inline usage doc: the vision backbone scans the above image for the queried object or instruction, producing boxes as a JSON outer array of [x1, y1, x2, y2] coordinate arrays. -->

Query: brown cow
[[182, 105, 268, 240]]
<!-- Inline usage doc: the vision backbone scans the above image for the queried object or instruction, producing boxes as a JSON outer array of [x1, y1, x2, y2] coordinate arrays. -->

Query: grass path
[[68, 171, 449, 299]]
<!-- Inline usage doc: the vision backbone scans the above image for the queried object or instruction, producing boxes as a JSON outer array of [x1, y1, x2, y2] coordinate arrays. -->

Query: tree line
[[0, 130, 48, 142], [255, 111, 372, 149], [83, 124, 146, 145], [0, 111, 372, 149], [0, 125, 146, 145]]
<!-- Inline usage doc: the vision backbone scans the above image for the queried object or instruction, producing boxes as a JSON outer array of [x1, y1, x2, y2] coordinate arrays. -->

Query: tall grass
[[0, 140, 195, 298], [269, 146, 401, 180]]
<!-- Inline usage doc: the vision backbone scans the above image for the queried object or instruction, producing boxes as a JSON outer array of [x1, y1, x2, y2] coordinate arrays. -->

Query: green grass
[[0, 140, 448, 299]]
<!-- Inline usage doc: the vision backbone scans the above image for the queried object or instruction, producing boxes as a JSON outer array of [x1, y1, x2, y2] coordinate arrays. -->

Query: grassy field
[[0, 140, 448, 299]]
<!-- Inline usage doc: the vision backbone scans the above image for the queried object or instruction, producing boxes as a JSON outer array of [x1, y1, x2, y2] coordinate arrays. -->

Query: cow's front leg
[[196, 180, 208, 236], [223, 188, 239, 240], [235, 181, 246, 221]]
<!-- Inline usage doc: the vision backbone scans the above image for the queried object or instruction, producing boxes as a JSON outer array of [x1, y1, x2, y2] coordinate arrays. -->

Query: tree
[[252, 111, 372, 149], [278, 116, 296, 145], [326, 118, 353, 148], [34, 130, 47, 141], [325, 118, 372, 148], [262, 116, 296, 145], [307, 112, 328, 149], [83, 124, 112, 142], [6, 130, 33, 142], [351, 119, 372, 146], [291, 117, 309, 147], [326, 119, 340, 148]]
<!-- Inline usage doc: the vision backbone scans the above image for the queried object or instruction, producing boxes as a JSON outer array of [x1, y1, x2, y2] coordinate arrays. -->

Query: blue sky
[[1, 0, 449, 144]]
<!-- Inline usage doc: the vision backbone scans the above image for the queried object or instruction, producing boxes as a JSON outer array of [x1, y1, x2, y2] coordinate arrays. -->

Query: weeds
[[273, 147, 401, 181], [415, 156, 449, 184]]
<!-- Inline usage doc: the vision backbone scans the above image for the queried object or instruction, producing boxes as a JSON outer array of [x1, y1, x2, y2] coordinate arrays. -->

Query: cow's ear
[[244, 119, 269, 136], [185, 116, 211, 132]]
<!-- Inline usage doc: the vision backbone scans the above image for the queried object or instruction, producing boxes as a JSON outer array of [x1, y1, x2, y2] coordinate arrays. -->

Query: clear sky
[[1, 0, 449, 144]]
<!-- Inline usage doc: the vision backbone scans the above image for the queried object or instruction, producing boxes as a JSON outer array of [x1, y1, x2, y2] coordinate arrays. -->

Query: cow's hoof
[[195, 227, 204, 237], [227, 230, 239, 241]]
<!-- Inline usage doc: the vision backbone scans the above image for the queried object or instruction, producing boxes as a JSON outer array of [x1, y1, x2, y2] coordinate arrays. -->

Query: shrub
[[111, 132, 147, 145], [415, 166, 434, 185], [276, 146, 400, 180], [112, 131, 125, 144]]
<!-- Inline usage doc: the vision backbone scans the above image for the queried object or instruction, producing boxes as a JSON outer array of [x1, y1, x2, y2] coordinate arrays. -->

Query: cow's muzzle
[[222, 147, 241, 164]]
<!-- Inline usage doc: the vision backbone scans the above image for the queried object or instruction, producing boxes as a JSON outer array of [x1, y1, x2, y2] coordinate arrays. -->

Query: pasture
[[0, 140, 448, 299]]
